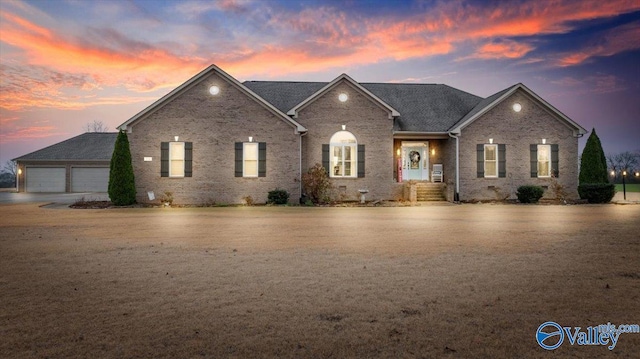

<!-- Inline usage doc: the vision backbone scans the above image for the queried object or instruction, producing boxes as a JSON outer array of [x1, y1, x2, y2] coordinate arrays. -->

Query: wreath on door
[[409, 150, 420, 169]]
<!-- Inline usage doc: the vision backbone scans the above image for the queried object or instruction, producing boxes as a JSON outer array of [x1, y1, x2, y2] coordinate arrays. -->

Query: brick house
[[115, 64, 586, 204]]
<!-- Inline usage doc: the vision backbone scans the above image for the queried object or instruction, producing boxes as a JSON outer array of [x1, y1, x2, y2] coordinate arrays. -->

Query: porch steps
[[416, 183, 446, 201]]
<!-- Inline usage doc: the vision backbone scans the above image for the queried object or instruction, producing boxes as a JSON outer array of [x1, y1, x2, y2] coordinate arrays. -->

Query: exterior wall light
[[542, 138, 546, 144], [431, 149, 435, 156], [611, 170, 615, 176], [396, 148, 400, 156], [342, 125, 346, 131], [513, 103, 522, 112], [338, 93, 348, 102], [18, 168, 22, 175], [249, 136, 253, 142], [174, 136, 179, 142], [489, 138, 493, 144], [209, 85, 220, 95]]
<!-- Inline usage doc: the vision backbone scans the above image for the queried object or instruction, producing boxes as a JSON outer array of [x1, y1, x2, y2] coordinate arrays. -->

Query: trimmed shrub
[[267, 189, 289, 204], [108, 130, 136, 206], [516, 185, 544, 203], [578, 183, 615, 203], [302, 163, 333, 204]]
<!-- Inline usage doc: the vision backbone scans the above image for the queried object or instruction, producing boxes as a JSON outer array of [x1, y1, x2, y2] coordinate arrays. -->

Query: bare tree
[[2, 160, 16, 177], [0, 160, 17, 188], [607, 151, 639, 181], [84, 120, 109, 132], [617, 151, 639, 172]]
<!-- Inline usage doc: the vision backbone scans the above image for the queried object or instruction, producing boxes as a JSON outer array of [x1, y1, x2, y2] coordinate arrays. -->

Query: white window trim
[[169, 142, 185, 178], [537, 144, 551, 178], [329, 131, 357, 178], [484, 144, 498, 178], [243, 142, 259, 178]]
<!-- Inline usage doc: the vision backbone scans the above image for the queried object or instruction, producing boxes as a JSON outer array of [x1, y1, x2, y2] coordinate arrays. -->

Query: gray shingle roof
[[244, 81, 483, 132], [14, 132, 117, 161], [449, 84, 517, 131], [361, 83, 481, 132], [243, 81, 327, 114]]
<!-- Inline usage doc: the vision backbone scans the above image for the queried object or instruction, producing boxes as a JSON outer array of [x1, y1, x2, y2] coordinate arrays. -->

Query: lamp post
[[622, 170, 627, 201]]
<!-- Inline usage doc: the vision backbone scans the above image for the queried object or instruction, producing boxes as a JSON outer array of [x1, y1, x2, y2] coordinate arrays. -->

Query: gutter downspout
[[448, 132, 460, 202], [299, 130, 308, 202]]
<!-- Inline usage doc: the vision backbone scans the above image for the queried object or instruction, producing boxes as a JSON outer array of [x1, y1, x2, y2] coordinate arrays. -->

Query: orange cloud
[[461, 40, 534, 61], [0, 125, 67, 143]]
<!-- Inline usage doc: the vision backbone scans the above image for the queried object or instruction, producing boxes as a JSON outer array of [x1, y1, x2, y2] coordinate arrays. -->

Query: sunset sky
[[1, 0, 639, 165]]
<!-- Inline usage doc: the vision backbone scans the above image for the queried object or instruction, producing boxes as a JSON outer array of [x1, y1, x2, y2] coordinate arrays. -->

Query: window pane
[[485, 145, 496, 161], [344, 161, 351, 176], [538, 161, 550, 177], [170, 142, 184, 160], [344, 146, 352, 160], [538, 145, 549, 161], [244, 160, 257, 176], [244, 143, 258, 160], [485, 162, 497, 177], [170, 160, 184, 176], [330, 131, 356, 144]]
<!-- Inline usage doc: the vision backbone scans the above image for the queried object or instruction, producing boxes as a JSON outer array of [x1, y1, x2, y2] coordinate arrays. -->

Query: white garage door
[[26, 167, 66, 192], [71, 167, 110, 192]]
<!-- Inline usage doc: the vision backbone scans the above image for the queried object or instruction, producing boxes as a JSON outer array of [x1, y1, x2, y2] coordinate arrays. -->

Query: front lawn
[[615, 183, 640, 192]]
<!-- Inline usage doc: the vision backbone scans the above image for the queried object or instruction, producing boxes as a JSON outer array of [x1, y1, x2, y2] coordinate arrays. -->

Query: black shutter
[[498, 144, 506, 178], [235, 142, 243, 177], [357, 144, 365, 178], [551, 144, 559, 178], [476, 144, 484, 178], [530, 144, 537, 178], [184, 142, 193, 177], [322, 144, 330, 176], [161, 142, 169, 177], [258, 142, 267, 177]]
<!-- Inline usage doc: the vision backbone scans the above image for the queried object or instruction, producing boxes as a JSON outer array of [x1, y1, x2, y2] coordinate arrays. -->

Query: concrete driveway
[[0, 191, 109, 205]]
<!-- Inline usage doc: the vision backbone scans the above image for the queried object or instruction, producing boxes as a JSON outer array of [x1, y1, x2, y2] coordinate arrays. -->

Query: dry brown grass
[[1, 203, 639, 358]]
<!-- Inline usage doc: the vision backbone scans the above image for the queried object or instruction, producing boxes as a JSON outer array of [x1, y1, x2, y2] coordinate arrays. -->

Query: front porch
[[393, 138, 448, 183]]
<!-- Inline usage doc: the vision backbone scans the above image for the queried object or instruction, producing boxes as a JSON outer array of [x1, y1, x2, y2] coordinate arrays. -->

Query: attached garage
[[26, 167, 66, 192], [14, 132, 117, 193], [71, 167, 110, 192]]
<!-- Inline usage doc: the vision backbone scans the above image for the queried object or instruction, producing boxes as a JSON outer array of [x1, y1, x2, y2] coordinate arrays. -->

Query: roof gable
[[449, 83, 587, 135], [118, 64, 307, 133], [286, 74, 400, 119], [14, 132, 118, 161]]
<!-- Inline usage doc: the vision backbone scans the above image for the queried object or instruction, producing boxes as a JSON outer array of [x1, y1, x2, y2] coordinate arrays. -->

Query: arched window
[[329, 131, 357, 177]]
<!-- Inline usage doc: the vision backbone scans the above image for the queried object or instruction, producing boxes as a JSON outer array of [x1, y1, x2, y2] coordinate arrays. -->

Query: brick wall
[[457, 89, 580, 201], [296, 81, 395, 201], [128, 72, 301, 205]]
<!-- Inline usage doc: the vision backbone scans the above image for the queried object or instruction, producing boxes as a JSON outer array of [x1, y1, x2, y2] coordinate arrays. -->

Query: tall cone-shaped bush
[[108, 130, 136, 205]]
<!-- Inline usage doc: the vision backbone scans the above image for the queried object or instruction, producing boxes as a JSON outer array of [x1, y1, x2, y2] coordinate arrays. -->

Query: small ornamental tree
[[578, 128, 614, 203], [302, 163, 333, 204], [108, 130, 136, 205], [579, 128, 608, 184]]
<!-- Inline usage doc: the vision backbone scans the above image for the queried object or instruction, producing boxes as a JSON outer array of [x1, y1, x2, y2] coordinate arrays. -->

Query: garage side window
[[161, 142, 192, 178]]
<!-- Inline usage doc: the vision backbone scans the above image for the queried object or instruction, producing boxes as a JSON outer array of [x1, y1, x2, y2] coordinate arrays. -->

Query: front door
[[406, 146, 424, 180]]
